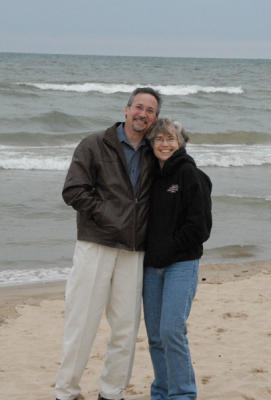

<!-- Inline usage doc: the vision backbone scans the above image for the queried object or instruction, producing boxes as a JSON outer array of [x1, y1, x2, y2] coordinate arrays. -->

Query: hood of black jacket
[[156, 147, 197, 177]]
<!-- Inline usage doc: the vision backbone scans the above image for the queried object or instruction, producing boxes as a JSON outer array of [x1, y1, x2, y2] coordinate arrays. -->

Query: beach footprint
[[201, 375, 212, 384], [222, 312, 248, 319]]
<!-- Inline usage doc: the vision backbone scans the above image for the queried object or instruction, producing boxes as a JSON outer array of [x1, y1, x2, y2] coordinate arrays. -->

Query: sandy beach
[[1, 261, 271, 400]]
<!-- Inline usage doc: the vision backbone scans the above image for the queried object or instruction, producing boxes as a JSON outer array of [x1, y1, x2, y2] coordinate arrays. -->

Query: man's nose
[[138, 108, 147, 118]]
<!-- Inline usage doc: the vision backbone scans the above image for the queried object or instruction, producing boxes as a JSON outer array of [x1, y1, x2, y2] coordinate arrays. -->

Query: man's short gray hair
[[127, 87, 162, 116], [148, 118, 189, 147]]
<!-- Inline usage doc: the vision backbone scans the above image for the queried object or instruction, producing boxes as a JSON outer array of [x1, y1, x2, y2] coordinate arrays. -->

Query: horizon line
[[1, 50, 270, 61]]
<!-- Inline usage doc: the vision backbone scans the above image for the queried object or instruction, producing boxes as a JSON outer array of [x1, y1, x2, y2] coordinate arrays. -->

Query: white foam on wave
[[154, 84, 243, 95], [23, 82, 243, 96], [0, 155, 70, 170], [1, 143, 271, 170], [188, 143, 271, 167], [0, 144, 75, 150], [0, 148, 71, 170], [0, 266, 71, 287], [227, 193, 271, 202], [0, 157, 69, 171]]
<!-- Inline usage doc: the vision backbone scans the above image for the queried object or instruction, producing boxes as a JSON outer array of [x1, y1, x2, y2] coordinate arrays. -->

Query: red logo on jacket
[[167, 184, 179, 193]]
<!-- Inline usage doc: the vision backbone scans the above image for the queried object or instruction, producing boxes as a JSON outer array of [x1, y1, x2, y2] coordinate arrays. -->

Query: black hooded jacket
[[144, 148, 212, 268]]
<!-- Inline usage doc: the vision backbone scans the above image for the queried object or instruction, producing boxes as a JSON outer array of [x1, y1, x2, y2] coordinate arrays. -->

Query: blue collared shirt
[[117, 123, 147, 194]]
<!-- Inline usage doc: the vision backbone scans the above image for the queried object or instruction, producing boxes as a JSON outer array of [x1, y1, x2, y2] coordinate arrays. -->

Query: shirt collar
[[117, 123, 147, 149]]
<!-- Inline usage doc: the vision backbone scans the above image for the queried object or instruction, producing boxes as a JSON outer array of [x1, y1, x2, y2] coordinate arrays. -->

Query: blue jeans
[[143, 260, 199, 400]]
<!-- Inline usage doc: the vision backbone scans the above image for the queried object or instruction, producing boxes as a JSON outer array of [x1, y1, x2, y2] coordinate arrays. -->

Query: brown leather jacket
[[62, 123, 154, 251]]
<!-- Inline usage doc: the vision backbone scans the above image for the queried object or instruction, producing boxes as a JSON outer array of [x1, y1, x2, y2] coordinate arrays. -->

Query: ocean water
[[0, 52, 270, 287]]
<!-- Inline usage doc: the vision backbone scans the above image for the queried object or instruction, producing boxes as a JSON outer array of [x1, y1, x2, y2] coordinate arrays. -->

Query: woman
[[143, 118, 212, 400]]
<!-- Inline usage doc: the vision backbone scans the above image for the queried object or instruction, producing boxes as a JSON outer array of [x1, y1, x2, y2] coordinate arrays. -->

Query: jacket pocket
[[92, 199, 116, 232]]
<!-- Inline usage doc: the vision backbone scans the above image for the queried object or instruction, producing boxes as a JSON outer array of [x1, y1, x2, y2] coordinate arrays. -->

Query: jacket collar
[[158, 147, 196, 176], [104, 122, 152, 153], [103, 123, 128, 168]]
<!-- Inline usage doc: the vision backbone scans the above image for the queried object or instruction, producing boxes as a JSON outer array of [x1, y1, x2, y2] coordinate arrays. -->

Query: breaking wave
[[19, 82, 244, 96]]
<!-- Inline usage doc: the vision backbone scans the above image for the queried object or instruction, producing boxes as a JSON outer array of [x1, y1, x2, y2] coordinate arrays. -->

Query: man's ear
[[124, 105, 129, 119]]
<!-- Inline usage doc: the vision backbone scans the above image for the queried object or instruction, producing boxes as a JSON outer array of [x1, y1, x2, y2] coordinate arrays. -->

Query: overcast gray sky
[[1, 0, 270, 59]]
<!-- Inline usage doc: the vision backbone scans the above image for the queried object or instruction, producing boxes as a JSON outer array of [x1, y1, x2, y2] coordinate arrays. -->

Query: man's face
[[125, 93, 158, 136]]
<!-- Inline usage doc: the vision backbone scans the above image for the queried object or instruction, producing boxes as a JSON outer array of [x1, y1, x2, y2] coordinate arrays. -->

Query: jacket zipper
[[132, 197, 138, 250], [104, 132, 143, 251]]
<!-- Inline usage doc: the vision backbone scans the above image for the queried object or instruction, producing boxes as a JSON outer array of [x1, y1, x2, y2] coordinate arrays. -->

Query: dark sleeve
[[174, 165, 212, 249], [62, 137, 102, 213]]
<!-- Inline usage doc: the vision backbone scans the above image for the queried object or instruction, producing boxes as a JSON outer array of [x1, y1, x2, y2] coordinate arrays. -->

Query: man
[[55, 87, 162, 400]]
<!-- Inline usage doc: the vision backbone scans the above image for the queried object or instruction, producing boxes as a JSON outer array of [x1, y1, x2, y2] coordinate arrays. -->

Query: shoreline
[[0, 280, 65, 325], [1, 260, 271, 325], [1, 258, 271, 298], [1, 259, 271, 328], [1, 260, 271, 399]]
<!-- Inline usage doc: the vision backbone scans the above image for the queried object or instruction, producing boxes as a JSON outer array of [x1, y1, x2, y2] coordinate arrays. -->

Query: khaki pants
[[55, 240, 143, 400]]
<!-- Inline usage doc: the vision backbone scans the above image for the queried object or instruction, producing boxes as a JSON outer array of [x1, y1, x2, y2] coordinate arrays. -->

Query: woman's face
[[153, 127, 180, 167]]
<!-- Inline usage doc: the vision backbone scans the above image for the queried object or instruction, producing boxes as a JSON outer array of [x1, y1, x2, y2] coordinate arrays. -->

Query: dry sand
[[1, 261, 271, 400]]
